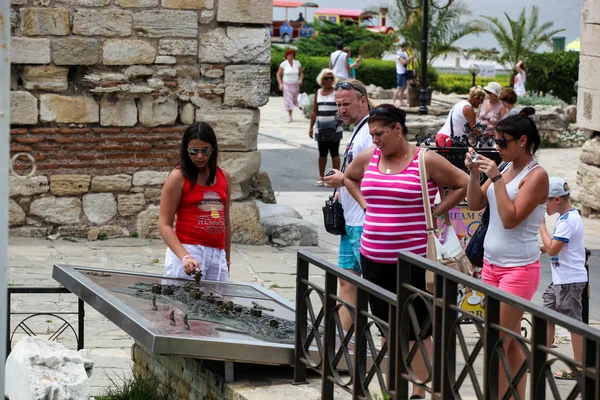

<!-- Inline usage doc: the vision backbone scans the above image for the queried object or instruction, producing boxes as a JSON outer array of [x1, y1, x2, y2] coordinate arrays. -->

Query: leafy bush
[[97, 371, 173, 400], [432, 74, 510, 94], [517, 92, 568, 107], [526, 51, 579, 104]]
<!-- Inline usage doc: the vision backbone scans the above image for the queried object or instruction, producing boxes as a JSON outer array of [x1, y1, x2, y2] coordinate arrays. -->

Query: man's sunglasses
[[494, 138, 518, 149], [335, 81, 366, 97], [187, 147, 213, 156]]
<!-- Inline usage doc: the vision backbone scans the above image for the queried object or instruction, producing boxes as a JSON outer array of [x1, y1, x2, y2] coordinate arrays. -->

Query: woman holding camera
[[309, 69, 342, 187]]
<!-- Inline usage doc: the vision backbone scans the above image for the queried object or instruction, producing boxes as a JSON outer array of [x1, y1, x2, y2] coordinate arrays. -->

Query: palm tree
[[389, 0, 484, 71], [469, 6, 564, 77]]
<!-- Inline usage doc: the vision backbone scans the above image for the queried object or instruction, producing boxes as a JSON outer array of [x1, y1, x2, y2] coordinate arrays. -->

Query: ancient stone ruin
[[8, 0, 273, 243]]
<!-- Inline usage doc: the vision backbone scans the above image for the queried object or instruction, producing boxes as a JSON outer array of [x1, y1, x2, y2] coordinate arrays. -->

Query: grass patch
[[268, 284, 294, 290], [129, 232, 139, 238], [152, 259, 159, 264], [97, 233, 108, 241], [97, 370, 174, 400], [7, 283, 24, 287], [62, 237, 77, 243]]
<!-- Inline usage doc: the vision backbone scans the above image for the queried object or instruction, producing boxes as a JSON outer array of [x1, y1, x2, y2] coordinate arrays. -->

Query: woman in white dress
[[276, 49, 304, 122]]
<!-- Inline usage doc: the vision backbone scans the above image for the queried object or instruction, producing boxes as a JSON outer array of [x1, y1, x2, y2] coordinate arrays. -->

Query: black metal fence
[[293, 250, 600, 399]]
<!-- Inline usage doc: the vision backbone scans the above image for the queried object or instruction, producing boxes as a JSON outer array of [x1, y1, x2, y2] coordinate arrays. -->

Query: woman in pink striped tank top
[[344, 104, 468, 399]]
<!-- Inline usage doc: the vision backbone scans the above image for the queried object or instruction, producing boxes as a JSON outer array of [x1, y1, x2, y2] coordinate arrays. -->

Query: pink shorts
[[482, 259, 541, 301]]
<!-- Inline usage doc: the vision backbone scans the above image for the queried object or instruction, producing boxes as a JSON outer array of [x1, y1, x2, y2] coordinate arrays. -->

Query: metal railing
[[293, 250, 600, 399]]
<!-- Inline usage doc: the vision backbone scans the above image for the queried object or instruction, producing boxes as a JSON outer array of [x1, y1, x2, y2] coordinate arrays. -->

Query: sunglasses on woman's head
[[494, 138, 518, 149], [369, 107, 402, 121], [187, 147, 213, 156]]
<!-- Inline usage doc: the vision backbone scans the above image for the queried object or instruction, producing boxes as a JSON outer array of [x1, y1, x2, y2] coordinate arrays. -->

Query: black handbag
[[316, 119, 338, 142], [465, 162, 508, 267], [321, 117, 368, 236]]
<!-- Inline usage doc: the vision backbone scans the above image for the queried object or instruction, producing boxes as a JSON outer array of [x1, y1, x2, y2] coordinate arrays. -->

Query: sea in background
[[273, 0, 582, 51]]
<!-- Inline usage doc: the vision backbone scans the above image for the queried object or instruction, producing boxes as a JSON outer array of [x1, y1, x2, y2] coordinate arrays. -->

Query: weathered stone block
[[100, 96, 138, 127], [195, 109, 259, 151], [262, 216, 318, 246], [224, 65, 270, 108], [52, 38, 99, 65], [191, 95, 221, 109], [9, 200, 26, 227], [12, 37, 50, 64], [88, 226, 128, 240], [230, 201, 267, 245], [158, 39, 197, 56], [116, 0, 158, 6], [581, 23, 600, 58], [220, 151, 261, 184], [162, 0, 212, 9], [103, 40, 156, 65], [50, 175, 91, 196], [199, 10, 214, 24], [11, 0, 28, 5], [83, 193, 117, 224], [198, 27, 270, 64], [138, 96, 178, 127], [144, 188, 162, 202], [73, 9, 132, 37], [10, 91, 38, 125], [576, 162, 600, 210], [21, 66, 69, 92], [30, 197, 82, 224], [133, 11, 197, 38], [118, 193, 146, 216], [133, 171, 169, 186], [179, 103, 195, 125], [583, 0, 600, 24], [577, 88, 600, 132], [137, 205, 160, 238], [91, 174, 132, 192], [9, 176, 49, 197], [155, 56, 176, 64], [40, 95, 99, 124], [21, 8, 70, 36], [217, 0, 271, 23], [580, 138, 600, 167], [57, 0, 110, 5]]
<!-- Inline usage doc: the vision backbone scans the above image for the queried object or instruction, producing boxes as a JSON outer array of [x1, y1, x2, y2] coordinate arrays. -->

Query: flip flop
[[315, 180, 325, 187], [554, 368, 581, 380]]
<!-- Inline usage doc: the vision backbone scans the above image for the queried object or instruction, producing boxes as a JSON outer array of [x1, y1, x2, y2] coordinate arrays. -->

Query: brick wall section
[[10, 126, 183, 174]]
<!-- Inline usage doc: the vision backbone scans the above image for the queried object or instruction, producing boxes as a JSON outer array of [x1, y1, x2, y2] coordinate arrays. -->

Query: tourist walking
[[344, 104, 469, 399], [465, 107, 548, 398], [478, 82, 504, 136], [540, 177, 587, 380], [343, 47, 362, 79], [500, 87, 520, 119], [435, 86, 486, 147], [159, 122, 231, 282], [514, 60, 527, 97], [309, 69, 343, 186], [322, 79, 373, 332], [276, 49, 304, 122], [392, 43, 414, 107], [329, 42, 351, 81]]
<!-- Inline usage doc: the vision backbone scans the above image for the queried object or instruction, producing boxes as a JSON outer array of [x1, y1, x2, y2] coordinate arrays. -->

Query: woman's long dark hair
[[178, 121, 219, 186], [368, 103, 408, 136], [495, 106, 541, 154]]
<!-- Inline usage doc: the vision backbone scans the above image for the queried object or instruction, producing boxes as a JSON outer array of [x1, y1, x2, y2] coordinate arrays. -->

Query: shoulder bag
[[322, 117, 368, 235], [418, 149, 473, 293], [316, 119, 339, 142]]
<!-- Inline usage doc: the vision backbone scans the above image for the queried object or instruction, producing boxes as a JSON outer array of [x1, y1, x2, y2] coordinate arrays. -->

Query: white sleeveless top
[[484, 160, 546, 267], [330, 50, 349, 79], [438, 100, 471, 138]]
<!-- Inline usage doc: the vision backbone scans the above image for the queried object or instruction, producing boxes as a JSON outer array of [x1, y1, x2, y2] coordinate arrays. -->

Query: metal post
[[293, 253, 309, 384], [471, 73, 476, 87], [418, 0, 429, 115], [0, 2, 11, 395], [78, 298, 85, 350], [320, 272, 336, 400]]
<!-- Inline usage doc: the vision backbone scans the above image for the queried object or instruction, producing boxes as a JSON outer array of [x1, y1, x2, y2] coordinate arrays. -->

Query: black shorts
[[317, 140, 340, 158], [405, 70, 414, 80], [360, 254, 432, 341]]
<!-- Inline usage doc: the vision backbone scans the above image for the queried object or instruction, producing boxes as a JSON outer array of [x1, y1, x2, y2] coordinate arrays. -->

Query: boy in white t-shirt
[[539, 177, 587, 380]]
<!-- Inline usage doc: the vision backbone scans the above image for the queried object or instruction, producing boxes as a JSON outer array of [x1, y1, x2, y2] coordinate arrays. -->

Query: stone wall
[[576, 0, 600, 216], [9, 0, 273, 240]]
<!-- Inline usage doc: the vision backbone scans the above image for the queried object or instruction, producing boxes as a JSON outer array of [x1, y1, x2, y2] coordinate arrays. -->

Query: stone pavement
[[6, 96, 600, 398]]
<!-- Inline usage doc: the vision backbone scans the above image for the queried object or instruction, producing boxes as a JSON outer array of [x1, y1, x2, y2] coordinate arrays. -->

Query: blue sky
[[273, 0, 582, 50]]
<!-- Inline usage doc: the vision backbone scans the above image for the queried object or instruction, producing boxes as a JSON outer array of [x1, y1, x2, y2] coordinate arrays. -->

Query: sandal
[[554, 368, 581, 380], [315, 180, 325, 187]]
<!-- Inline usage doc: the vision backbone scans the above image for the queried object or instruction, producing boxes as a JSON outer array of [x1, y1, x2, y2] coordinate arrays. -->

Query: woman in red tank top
[[158, 122, 231, 281]]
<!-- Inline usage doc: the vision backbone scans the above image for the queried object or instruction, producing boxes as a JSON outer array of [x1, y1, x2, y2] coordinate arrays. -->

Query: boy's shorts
[[542, 282, 586, 322], [338, 225, 363, 274]]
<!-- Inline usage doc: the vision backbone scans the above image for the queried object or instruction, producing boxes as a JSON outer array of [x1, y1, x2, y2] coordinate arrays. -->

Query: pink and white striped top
[[360, 147, 438, 264]]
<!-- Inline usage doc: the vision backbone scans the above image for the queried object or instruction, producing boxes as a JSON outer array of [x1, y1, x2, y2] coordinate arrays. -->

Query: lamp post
[[402, 0, 454, 115], [469, 64, 481, 87]]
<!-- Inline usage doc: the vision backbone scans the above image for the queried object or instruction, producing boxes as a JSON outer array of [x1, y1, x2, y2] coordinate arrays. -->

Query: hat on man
[[482, 82, 502, 97], [548, 177, 571, 198]]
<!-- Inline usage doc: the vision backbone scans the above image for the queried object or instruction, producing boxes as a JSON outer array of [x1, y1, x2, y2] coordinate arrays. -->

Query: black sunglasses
[[494, 137, 518, 149], [187, 147, 213, 156], [369, 107, 403, 121], [335, 81, 366, 97], [323, 76, 334, 81]]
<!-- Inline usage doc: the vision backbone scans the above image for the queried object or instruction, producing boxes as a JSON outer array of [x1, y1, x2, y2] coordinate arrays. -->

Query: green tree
[[390, 0, 484, 74], [294, 20, 397, 59], [469, 6, 565, 78]]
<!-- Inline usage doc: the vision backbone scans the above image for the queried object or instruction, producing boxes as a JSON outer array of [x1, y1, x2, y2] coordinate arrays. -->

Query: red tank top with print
[[174, 167, 228, 248]]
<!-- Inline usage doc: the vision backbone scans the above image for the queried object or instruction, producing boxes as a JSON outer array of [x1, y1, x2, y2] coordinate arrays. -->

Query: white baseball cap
[[548, 177, 571, 198]]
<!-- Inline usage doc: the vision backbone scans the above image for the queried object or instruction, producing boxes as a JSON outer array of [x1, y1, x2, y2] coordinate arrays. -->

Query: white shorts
[[164, 244, 229, 282]]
